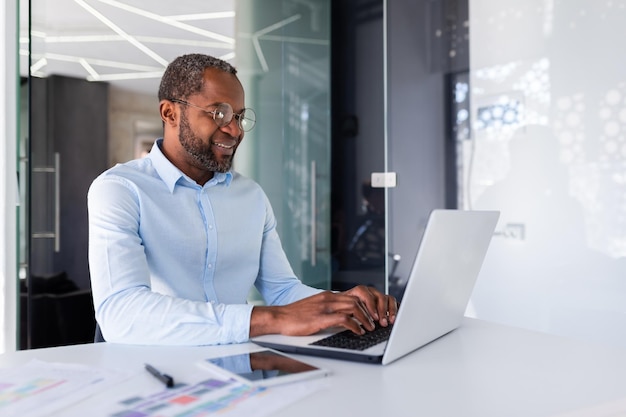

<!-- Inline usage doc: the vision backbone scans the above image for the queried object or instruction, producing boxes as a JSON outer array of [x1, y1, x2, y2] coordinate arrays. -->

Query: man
[[88, 53, 397, 345]]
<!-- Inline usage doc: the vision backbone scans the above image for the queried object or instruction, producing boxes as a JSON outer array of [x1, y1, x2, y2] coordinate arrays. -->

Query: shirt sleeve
[[88, 175, 253, 345]]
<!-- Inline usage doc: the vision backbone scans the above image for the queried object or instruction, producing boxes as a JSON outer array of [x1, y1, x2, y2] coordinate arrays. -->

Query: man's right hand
[[249, 288, 397, 338]]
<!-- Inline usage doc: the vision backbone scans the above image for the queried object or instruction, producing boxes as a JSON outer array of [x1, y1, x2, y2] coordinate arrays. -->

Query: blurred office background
[[1, 0, 625, 352]]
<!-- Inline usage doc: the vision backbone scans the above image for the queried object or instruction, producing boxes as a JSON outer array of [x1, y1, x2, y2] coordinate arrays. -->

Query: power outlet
[[371, 172, 397, 188], [501, 223, 525, 240]]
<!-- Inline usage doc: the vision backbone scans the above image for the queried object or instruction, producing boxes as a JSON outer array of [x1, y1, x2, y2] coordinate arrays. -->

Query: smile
[[211, 141, 236, 150]]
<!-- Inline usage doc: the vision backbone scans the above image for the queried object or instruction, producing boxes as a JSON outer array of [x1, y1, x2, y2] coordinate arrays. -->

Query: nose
[[219, 117, 243, 137]]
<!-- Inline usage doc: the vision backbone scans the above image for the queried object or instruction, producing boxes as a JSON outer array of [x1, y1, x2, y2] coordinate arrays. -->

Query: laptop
[[252, 209, 500, 365]]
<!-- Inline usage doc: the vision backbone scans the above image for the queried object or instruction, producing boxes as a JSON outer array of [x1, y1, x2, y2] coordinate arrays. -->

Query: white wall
[[1, 0, 18, 354], [467, 0, 626, 348]]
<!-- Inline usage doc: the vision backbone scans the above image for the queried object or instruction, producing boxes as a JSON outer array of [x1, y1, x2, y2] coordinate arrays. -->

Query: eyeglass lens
[[213, 103, 256, 132]]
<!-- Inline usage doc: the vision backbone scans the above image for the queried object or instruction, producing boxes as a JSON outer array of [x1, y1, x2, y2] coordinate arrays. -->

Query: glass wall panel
[[21, 0, 333, 346], [236, 0, 331, 290], [330, 0, 388, 295]]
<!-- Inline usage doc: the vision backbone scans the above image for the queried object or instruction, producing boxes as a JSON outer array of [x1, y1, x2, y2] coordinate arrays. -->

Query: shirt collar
[[148, 138, 233, 193]]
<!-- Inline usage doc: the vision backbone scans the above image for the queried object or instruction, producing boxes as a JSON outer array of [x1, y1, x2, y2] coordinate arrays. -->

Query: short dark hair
[[158, 54, 238, 101]]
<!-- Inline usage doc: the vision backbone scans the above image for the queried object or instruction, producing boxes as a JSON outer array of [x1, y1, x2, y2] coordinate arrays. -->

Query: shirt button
[[209, 225, 214, 229], [208, 264, 213, 268]]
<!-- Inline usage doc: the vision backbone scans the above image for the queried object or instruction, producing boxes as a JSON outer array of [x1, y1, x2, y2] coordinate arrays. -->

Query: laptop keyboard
[[310, 323, 393, 351]]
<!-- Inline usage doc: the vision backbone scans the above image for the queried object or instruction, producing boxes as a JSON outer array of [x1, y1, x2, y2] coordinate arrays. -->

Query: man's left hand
[[342, 285, 398, 329]]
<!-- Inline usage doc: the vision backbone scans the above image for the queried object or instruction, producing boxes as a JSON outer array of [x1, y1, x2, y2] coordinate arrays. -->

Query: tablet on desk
[[197, 349, 330, 388]]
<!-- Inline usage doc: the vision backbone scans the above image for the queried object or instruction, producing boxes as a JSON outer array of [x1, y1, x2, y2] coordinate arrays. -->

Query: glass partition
[[329, 0, 388, 295], [235, 0, 332, 290], [20, 0, 334, 347]]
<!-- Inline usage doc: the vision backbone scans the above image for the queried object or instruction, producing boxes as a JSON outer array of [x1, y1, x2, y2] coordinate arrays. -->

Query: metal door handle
[[53, 152, 60, 252], [31, 152, 60, 252], [310, 160, 316, 266]]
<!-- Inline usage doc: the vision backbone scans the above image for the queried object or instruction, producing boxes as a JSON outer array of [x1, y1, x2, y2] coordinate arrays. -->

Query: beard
[[178, 110, 237, 173]]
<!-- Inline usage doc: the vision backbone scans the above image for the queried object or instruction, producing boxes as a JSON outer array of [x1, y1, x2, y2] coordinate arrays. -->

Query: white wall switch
[[371, 172, 397, 188]]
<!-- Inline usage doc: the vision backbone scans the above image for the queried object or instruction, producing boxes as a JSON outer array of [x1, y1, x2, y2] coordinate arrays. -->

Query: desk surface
[[2, 318, 626, 417]]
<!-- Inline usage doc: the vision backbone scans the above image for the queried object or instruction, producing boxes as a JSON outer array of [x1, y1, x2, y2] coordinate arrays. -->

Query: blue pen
[[145, 363, 175, 388]]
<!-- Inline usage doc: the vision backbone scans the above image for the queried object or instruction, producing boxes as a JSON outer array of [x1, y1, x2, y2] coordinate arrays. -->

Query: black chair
[[94, 322, 106, 343], [21, 273, 97, 348]]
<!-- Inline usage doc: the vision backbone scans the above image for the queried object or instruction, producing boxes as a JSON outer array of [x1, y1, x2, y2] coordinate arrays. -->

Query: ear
[[159, 99, 178, 127]]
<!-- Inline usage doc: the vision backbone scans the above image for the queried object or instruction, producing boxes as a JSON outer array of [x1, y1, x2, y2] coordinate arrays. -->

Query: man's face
[[177, 68, 246, 173], [178, 108, 238, 173]]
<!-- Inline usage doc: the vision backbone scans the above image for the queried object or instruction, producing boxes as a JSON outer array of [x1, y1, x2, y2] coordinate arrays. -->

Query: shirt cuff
[[221, 303, 254, 343]]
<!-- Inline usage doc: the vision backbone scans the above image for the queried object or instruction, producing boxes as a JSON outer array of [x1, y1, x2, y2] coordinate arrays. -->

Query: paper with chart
[[80, 368, 328, 417], [0, 358, 328, 416], [0, 359, 133, 417]]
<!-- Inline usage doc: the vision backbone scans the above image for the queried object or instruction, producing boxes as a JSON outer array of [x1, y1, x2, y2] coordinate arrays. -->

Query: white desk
[[2, 318, 626, 417]]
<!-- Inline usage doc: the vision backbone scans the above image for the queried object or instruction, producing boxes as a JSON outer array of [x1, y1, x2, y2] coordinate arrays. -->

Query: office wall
[[108, 87, 161, 166], [1, 0, 18, 354], [467, 0, 626, 347]]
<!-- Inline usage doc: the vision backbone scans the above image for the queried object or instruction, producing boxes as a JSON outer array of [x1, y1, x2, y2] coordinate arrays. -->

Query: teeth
[[212, 142, 235, 149]]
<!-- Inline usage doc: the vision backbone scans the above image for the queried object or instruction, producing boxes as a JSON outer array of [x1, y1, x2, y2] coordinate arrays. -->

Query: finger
[[314, 311, 367, 335], [345, 286, 380, 321], [376, 294, 390, 327], [323, 292, 376, 332], [354, 286, 391, 326], [387, 296, 399, 324], [364, 292, 397, 327], [335, 296, 376, 331], [353, 299, 376, 331], [311, 297, 369, 335], [344, 315, 367, 335]]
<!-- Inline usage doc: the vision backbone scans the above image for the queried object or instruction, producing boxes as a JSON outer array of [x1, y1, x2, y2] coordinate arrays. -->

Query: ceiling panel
[[21, 0, 236, 96]]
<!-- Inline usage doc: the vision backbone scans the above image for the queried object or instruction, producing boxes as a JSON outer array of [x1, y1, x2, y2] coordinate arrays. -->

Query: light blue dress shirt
[[88, 139, 321, 345]]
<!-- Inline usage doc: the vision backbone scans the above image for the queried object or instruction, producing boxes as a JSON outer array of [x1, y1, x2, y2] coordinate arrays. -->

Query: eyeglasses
[[169, 98, 256, 132]]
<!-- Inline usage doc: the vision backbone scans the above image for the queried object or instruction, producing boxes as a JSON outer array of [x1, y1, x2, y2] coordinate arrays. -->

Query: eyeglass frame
[[168, 98, 256, 132]]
